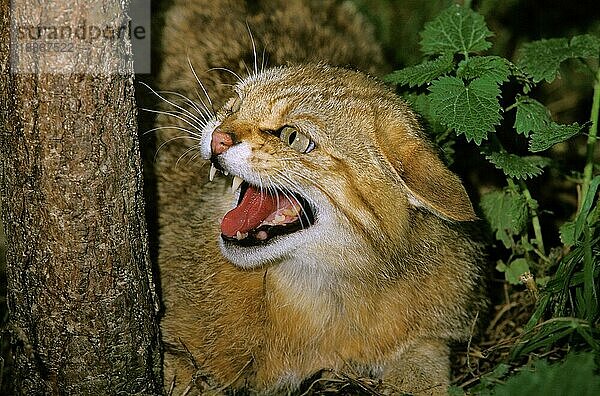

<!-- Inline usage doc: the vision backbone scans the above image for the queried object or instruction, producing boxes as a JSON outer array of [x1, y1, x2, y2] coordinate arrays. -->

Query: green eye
[[279, 126, 315, 153]]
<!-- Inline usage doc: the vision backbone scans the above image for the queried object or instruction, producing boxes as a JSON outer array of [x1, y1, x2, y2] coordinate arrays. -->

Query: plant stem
[[580, 66, 600, 210], [519, 179, 546, 256]]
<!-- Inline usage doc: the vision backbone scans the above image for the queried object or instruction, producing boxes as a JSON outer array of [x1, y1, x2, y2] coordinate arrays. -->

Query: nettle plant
[[386, 4, 599, 362]]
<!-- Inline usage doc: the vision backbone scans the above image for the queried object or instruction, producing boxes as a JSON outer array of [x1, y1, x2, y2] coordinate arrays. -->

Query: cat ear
[[376, 124, 477, 222]]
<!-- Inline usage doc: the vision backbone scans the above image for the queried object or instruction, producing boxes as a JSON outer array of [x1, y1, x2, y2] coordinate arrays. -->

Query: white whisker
[[154, 136, 200, 162], [140, 81, 210, 125], [208, 67, 244, 83], [153, 89, 212, 122], [240, 60, 252, 78], [141, 107, 204, 138], [143, 125, 203, 138], [192, 88, 214, 119], [261, 47, 268, 73], [176, 145, 202, 168], [187, 56, 214, 111], [246, 22, 259, 76], [271, 169, 315, 228]]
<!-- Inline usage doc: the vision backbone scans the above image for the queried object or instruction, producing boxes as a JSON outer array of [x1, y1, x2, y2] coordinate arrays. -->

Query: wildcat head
[[199, 64, 476, 269]]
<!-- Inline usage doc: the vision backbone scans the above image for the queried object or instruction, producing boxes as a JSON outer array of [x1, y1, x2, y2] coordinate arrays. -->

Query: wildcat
[[154, 0, 484, 394]]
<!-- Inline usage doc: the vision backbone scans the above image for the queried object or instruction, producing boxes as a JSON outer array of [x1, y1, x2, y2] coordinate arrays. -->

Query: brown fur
[[154, 1, 485, 394]]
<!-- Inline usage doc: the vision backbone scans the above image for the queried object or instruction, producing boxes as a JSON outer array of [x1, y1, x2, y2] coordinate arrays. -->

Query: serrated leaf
[[402, 93, 445, 133], [438, 139, 456, 166], [529, 122, 582, 152], [403, 93, 432, 117], [569, 34, 600, 58], [514, 96, 551, 137], [560, 221, 576, 246], [420, 4, 493, 56], [518, 38, 569, 83], [518, 34, 600, 83], [428, 76, 501, 144], [448, 385, 465, 396], [482, 363, 511, 385], [492, 352, 600, 396], [384, 54, 454, 87], [470, 362, 510, 394], [486, 152, 551, 179], [505, 258, 530, 285], [512, 95, 582, 150], [480, 190, 529, 248], [403, 93, 456, 163], [456, 56, 511, 84]]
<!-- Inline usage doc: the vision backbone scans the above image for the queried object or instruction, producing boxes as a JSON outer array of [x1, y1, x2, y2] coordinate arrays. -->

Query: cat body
[[155, 1, 484, 394]]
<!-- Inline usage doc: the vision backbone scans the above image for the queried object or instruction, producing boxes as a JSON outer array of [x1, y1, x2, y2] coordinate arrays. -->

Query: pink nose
[[211, 129, 233, 155]]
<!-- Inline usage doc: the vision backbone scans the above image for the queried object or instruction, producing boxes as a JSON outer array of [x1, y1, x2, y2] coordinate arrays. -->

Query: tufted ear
[[376, 124, 477, 222]]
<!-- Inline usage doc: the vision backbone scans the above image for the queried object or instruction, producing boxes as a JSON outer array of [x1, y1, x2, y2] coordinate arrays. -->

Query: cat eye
[[279, 126, 315, 153]]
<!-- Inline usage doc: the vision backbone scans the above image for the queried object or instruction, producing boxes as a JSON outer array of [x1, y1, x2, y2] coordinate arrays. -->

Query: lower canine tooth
[[231, 175, 243, 192], [209, 164, 217, 181]]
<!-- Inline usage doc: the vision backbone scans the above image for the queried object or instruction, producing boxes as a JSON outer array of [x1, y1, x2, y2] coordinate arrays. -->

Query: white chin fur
[[219, 194, 336, 269], [219, 223, 323, 268]]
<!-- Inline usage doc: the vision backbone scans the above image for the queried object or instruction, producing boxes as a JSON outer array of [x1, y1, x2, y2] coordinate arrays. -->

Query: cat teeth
[[209, 165, 243, 192], [231, 175, 244, 192], [209, 163, 217, 181]]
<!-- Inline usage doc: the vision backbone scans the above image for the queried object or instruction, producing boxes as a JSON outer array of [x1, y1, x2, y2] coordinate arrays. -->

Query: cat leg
[[382, 339, 450, 395]]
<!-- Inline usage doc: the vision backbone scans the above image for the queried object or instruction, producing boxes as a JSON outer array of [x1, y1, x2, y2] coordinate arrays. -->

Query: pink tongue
[[221, 185, 285, 237]]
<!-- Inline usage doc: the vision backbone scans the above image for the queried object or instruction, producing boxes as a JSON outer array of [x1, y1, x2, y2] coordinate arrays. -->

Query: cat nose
[[211, 129, 233, 155]]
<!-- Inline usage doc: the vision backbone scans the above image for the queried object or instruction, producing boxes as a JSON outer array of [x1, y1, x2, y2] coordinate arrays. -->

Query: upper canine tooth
[[209, 163, 217, 182], [231, 175, 244, 192]]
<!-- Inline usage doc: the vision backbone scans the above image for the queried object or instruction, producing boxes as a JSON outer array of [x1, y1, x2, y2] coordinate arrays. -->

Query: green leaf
[[403, 93, 445, 132], [517, 34, 600, 83], [420, 4, 493, 56], [456, 56, 511, 84], [529, 122, 582, 152], [570, 34, 600, 58], [496, 261, 508, 272], [402, 94, 456, 164], [492, 352, 600, 396], [575, 176, 600, 239], [512, 95, 582, 150], [504, 258, 530, 285], [513, 96, 551, 137], [429, 76, 501, 144], [518, 38, 569, 83], [384, 54, 454, 87], [480, 190, 529, 248], [486, 152, 551, 179], [560, 220, 576, 246], [448, 385, 465, 396], [481, 363, 510, 386]]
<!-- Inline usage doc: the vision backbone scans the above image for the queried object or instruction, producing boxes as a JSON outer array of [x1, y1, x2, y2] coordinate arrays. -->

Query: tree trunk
[[0, 0, 162, 394]]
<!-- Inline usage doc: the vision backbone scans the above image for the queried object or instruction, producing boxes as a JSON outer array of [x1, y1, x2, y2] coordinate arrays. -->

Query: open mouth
[[221, 180, 315, 247]]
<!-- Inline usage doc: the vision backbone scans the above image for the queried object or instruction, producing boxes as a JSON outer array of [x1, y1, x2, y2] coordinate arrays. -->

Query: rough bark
[[0, 0, 162, 394]]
